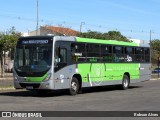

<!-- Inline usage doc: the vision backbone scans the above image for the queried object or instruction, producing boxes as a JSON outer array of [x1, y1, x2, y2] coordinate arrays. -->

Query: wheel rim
[[71, 82, 77, 92], [124, 78, 128, 88]]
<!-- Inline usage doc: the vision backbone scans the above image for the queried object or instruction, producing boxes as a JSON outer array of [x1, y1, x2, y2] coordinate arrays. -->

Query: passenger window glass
[[71, 43, 86, 62], [86, 44, 100, 62], [101, 45, 113, 62], [55, 48, 67, 63], [135, 48, 144, 62]]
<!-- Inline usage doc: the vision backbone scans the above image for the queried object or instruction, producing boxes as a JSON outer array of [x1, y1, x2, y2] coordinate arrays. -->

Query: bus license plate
[[26, 86, 33, 90]]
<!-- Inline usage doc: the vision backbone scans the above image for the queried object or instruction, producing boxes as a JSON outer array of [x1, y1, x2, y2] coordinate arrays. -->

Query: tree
[[150, 39, 160, 64], [78, 30, 130, 42], [0, 27, 21, 77], [107, 31, 129, 42]]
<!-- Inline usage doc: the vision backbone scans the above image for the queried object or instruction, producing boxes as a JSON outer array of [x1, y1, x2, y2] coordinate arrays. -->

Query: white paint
[[61, 79, 64, 83], [139, 68, 145, 70], [60, 74, 64, 79], [88, 74, 92, 86], [75, 68, 78, 73]]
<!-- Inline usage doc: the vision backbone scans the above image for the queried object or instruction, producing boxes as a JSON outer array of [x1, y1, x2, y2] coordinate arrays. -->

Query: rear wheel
[[69, 77, 79, 95], [121, 75, 130, 90]]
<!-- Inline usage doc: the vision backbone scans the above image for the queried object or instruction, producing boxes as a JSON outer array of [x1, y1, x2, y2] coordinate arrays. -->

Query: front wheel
[[69, 77, 79, 95], [121, 75, 130, 90]]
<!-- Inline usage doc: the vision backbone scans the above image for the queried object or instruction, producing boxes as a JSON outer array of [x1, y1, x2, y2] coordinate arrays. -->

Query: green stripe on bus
[[76, 37, 139, 47], [25, 73, 48, 82]]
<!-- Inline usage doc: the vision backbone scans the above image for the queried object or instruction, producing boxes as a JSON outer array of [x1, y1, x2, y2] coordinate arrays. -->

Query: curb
[[0, 86, 14, 91], [0, 78, 13, 80], [150, 78, 160, 81]]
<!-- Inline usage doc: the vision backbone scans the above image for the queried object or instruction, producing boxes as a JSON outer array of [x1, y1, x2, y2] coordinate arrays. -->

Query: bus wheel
[[69, 77, 79, 95], [121, 75, 130, 90]]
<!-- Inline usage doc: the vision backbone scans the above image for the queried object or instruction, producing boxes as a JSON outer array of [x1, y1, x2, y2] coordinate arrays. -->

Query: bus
[[13, 36, 151, 95]]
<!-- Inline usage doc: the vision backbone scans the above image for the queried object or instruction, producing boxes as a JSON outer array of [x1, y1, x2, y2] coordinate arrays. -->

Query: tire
[[69, 77, 79, 95], [121, 75, 130, 90]]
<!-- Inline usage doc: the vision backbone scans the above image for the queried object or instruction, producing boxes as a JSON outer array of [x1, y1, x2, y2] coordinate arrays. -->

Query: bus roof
[[19, 36, 149, 47], [76, 37, 149, 47]]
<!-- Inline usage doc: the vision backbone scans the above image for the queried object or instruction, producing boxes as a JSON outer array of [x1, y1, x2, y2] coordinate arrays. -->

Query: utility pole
[[150, 30, 152, 42], [36, 0, 39, 35], [150, 30, 152, 66], [80, 22, 85, 33], [158, 57, 160, 78]]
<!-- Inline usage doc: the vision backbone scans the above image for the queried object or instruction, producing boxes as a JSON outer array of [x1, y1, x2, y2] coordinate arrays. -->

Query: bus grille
[[20, 83, 40, 89]]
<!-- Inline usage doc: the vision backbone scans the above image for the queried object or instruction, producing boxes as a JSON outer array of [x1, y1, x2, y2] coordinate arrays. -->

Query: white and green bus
[[13, 36, 151, 95]]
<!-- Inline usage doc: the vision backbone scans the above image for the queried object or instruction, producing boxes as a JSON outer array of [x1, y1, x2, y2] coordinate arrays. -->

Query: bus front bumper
[[14, 81, 54, 90]]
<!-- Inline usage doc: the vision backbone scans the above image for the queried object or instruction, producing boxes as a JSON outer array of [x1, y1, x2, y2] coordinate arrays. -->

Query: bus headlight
[[44, 73, 51, 82]]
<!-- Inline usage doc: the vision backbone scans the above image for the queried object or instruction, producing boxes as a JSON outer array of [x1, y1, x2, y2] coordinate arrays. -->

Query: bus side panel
[[77, 64, 91, 83], [78, 63, 142, 87], [78, 63, 107, 87], [139, 63, 151, 81], [54, 65, 77, 90], [106, 63, 140, 81]]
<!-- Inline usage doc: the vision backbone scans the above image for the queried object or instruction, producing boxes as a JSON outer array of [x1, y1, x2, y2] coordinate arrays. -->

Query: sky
[[0, 0, 160, 40]]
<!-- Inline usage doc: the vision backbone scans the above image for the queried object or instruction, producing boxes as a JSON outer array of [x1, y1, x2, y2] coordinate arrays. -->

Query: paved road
[[0, 80, 160, 112]]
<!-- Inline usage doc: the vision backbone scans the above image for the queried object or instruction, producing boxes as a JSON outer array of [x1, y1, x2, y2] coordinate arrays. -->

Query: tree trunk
[[0, 54, 4, 78]]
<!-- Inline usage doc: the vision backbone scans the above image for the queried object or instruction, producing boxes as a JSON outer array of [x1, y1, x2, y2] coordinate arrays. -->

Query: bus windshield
[[14, 44, 52, 77]]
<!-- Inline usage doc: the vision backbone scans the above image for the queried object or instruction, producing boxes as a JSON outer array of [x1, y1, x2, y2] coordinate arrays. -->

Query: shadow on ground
[[0, 85, 143, 97]]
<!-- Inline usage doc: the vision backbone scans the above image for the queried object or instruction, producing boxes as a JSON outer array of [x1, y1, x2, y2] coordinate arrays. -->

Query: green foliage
[[78, 30, 130, 42], [0, 27, 21, 77], [0, 27, 21, 53], [150, 39, 160, 64]]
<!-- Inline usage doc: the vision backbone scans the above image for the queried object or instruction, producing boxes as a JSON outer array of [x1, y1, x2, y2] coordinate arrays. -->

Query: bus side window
[[55, 47, 67, 63], [113, 46, 123, 62], [60, 48, 67, 63], [135, 48, 144, 62], [54, 47, 67, 72], [144, 48, 150, 62], [125, 47, 133, 62], [71, 43, 86, 62], [101, 45, 112, 62], [86, 44, 100, 62], [55, 47, 61, 63]]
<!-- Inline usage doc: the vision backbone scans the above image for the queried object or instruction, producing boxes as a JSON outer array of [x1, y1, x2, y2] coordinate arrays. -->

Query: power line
[[0, 13, 160, 39]]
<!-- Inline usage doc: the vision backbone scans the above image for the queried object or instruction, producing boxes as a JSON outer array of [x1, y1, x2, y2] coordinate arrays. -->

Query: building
[[129, 38, 150, 44], [28, 26, 79, 36]]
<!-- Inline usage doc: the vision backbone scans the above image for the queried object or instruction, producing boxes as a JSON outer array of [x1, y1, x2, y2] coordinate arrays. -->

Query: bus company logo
[[95, 65, 101, 77], [91, 64, 105, 85], [2, 112, 11, 117]]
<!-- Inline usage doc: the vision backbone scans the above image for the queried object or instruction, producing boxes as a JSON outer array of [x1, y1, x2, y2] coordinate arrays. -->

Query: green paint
[[25, 73, 48, 82], [78, 63, 140, 83], [76, 37, 139, 47], [89, 58, 97, 62]]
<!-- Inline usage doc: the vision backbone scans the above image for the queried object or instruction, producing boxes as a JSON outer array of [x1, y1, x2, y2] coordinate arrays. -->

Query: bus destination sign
[[21, 40, 49, 44]]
